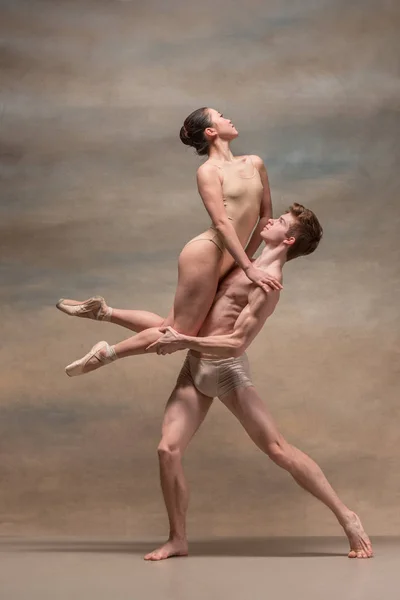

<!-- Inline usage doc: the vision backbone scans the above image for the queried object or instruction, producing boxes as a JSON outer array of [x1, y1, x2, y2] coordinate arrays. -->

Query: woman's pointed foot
[[56, 297, 112, 321], [65, 341, 117, 377]]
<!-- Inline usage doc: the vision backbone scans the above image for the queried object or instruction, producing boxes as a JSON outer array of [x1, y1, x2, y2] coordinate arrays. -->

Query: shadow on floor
[[0, 537, 350, 557]]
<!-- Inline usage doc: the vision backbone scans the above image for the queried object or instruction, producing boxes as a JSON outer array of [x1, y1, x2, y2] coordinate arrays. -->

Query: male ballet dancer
[[57, 204, 373, 560]]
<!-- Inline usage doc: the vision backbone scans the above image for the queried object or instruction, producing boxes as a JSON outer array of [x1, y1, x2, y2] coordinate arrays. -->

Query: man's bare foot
[[342, 511, 373, 558], [144, 538, 188, 561]]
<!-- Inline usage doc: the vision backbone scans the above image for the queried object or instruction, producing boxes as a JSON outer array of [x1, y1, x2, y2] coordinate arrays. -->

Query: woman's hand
[[146, 326, 188, 355], [244, 265, 283, 293]]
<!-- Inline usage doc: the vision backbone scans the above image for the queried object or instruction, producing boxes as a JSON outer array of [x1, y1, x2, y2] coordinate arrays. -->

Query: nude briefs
[[176, 351, 253, 398]]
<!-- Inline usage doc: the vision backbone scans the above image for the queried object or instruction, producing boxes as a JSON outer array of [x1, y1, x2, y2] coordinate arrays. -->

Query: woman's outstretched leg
[[111, 308, 164, 332], [57, 296, 164, 332]]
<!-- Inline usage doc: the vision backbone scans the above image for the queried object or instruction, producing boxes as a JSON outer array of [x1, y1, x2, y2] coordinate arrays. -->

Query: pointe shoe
[[56, 296, 111, 321], [65, 341, 117, 377]]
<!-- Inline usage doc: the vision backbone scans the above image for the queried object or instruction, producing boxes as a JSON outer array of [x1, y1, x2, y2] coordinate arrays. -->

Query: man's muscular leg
[[144, 383, 213, 561], [220, 386, 373, 559]]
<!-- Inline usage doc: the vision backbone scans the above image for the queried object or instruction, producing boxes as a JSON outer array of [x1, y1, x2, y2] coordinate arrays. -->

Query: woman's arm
[[245, 155, 273, 260]]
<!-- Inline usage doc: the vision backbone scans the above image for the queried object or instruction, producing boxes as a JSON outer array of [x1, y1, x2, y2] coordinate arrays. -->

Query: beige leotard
[[185, 156, 263, 253]]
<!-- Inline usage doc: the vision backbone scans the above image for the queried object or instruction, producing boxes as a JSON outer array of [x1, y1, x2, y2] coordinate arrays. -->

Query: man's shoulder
[[259, 259, 283, 283], [247, 284, 281, 313]]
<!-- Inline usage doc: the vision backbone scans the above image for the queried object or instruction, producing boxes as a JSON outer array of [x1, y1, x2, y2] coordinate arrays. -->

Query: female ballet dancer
[[57, 107, 282, 375]]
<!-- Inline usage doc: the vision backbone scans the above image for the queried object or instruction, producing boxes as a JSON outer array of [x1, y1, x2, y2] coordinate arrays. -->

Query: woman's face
[[207, 108, 239, 141]]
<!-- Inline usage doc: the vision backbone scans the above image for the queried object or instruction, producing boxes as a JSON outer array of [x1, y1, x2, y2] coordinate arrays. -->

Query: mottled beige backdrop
[[1, 0, 399, 538]]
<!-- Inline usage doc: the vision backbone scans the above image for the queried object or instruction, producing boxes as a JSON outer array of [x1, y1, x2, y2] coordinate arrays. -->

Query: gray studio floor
[[0, 536, 398, 600]]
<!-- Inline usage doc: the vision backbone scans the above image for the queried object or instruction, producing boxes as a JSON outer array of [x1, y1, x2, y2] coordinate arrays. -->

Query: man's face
[[260, 212, 296, 246], [206, 108, 239, 141]]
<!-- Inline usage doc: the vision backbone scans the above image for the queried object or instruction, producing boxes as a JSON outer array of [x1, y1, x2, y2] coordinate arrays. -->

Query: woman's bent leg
[[113, 327, 163, 358], [65, 239, 223, 376], [171, 241, 222, 336], [65, 327, 164, 376]]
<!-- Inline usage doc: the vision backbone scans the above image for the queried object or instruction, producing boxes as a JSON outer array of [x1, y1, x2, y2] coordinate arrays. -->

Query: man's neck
[[254, 244, 287, 273]]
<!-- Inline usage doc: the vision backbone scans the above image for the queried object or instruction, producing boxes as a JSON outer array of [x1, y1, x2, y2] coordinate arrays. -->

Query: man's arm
[[151, 288, 280, 358], [245, 155, 273, 260]]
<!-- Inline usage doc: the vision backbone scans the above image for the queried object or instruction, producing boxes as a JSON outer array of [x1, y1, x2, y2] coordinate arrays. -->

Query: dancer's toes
[[343, 512, 373, 559], [56, 296, 111, 321], [348, 548, 372, 559], [65, 341, 117, 377], [144, 539, 188, 562]]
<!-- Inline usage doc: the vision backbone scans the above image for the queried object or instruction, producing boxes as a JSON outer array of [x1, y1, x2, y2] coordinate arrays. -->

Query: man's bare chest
[[217, 271, 252, 309]]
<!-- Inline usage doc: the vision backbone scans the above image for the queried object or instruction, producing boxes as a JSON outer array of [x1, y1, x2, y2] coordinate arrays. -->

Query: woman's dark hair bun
[[180, 108, 212, 156], [179, 125, 191, 147]]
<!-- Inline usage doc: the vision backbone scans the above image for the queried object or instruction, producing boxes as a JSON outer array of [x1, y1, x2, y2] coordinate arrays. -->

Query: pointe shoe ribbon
[[65, 341, 117, 377]]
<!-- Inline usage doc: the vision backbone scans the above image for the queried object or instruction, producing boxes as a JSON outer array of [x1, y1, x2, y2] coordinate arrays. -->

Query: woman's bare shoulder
[[232, 154, 264, 169], [196, 160, 222, 179], [247, 155, 264, 169]]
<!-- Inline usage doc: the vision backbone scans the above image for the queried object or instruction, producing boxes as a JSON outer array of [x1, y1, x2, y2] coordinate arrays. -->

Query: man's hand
[[146, 326, 188, 355], [244, 264, 283, 293]]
